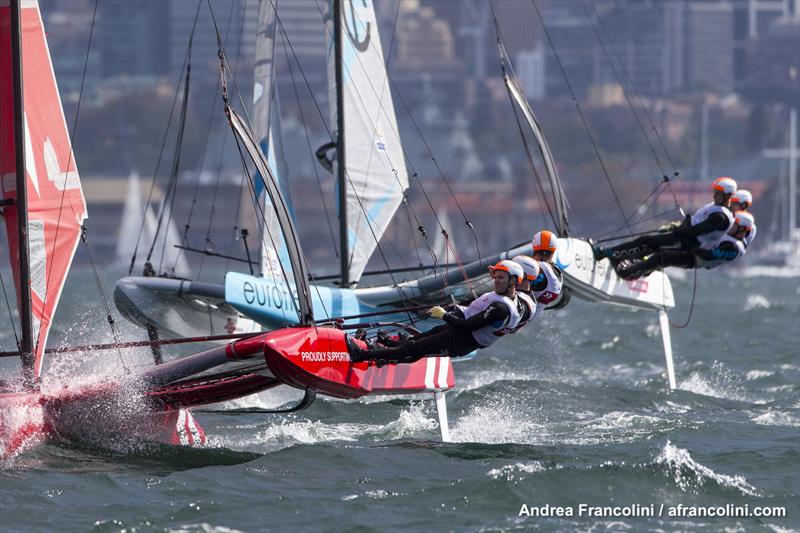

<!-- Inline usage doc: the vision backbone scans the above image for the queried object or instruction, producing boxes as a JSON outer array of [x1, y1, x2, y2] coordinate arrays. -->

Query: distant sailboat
[[115, 170, 190, 277]]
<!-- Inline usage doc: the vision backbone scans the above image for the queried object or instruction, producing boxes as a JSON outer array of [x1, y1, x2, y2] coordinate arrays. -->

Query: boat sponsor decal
[[300, 351, 350, 362], [626, 279, 649, 293], [241, 278, 296, 311], [554, 239, 572, 270]]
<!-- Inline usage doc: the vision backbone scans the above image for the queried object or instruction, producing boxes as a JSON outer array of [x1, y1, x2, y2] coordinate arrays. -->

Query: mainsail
[[325, 0, 409, 285], [252, 0, 293, 278], [0, 0, 88, 378], [495, 25, 569, 237]]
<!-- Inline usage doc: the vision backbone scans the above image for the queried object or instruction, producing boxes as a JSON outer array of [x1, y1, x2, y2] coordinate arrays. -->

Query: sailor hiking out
[[347, 260, 524, 366], [730, 189, 757, 248], [530, 230, 569, 317], [510, 255, 539, 332], [616, 211, 755, 280], [594, 177, 738, 270]]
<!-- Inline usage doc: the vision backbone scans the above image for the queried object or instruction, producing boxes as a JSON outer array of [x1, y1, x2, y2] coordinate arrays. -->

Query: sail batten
[[325, 0, 408, 285]]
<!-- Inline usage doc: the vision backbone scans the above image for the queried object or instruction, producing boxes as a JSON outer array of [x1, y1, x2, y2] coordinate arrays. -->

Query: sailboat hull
[[0, 383, 208, 459], [262, 327, 454, 399]]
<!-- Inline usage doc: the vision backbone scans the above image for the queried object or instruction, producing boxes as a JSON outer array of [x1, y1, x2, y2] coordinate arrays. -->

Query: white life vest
[[532, 262, 563, 308], [696, 235, 745, 269], [462, 291, 521, 347], [690, 203, 734, 247], [744, 223, 757, 248], [511, 292, 537, 332]]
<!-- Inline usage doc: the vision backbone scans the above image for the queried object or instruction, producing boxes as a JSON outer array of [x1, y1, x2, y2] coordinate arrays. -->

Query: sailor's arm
[[695, 240, 740, 262], [675, 212, 729, 237], [442, 303, 509, 331]]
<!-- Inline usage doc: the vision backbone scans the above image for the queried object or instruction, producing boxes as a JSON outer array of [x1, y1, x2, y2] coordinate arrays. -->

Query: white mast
[[789, 108, 797, 237]]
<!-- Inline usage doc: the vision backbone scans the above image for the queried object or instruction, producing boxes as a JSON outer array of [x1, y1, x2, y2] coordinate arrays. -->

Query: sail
[[227, 106, 313, 324], [116, 171, 189, 276], [0, 0, 88, 378], [325, 0, 409, 284], [252, 0, 293, 277], [495, 27, 569, 237]]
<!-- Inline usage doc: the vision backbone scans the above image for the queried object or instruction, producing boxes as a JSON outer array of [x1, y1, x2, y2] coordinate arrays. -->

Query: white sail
[[253, 0, 293, 279], [325, 0, 409, 284], [116, 171, 189, 277]]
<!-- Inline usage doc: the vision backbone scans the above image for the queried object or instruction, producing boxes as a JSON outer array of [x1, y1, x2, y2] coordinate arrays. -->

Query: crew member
[[617, 211, 754, 280], [530, 230, 568, 317], [347, 260, 523, 365], [730, 189, 757, 248], [594, 177, 737, 264], [510, 255, 539, 332]]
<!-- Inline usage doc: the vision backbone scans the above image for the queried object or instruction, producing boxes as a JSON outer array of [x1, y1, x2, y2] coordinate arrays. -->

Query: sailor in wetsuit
[[616, 211, 754, 280], [730, 189, 757, 248], [347, 260, 524, 365], [594, 177, 737, 268], [530, 230, 570, 316]]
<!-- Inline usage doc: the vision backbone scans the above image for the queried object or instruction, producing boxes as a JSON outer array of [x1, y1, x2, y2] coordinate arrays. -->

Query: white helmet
[[733, 211, 755, 233], [488, 259, 524, 284], [731, 189, 752, 208], [712, 176, 737, 195], [511, 255, 540, 281]]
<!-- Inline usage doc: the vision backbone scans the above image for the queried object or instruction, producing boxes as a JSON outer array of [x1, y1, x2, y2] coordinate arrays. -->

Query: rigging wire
[[311, 0, 483, 272], [281, 34, 339, 259], [585, 1, 686, 214], [208, 0, 326, 324], [129, 0, 203, 275], [152, 49, 192, 274], [0, 269, 19, 350], [491, 1, 571, 237], [270, 0, 436, 310], [532, 0, 632, 235], [33, 0, 122, 365], [309, 0, 477, 299]]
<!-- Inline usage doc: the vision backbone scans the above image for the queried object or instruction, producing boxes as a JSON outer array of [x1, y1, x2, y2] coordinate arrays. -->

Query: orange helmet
[[488, 259, 524, 284], [712, 176, 737, 195], [532, 230, 558, 254]]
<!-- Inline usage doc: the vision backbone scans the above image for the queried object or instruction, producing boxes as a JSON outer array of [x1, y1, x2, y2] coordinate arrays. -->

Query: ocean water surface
[[1, 269, 798, 532]]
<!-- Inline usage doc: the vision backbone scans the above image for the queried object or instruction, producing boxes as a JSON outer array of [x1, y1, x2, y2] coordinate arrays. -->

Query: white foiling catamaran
[[114, 0, 677, 385]]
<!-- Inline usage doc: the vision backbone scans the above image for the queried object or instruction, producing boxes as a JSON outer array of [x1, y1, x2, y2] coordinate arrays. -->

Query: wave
[[653, 441, 761, 496]]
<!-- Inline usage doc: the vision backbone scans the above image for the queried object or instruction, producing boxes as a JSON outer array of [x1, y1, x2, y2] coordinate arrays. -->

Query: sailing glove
[[428, 306, 447, 320]]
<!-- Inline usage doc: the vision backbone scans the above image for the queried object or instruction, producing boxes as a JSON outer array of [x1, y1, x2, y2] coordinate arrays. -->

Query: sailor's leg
[[350, 325, 478, 364], [603, 232, 683, 261], [618, 250, 695, 279]]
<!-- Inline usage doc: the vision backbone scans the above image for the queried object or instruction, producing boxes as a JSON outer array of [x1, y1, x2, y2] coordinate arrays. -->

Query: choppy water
[[1, 269, 798, 532]]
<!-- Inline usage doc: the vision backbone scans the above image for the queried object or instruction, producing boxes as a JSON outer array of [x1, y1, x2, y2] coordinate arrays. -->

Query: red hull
[[1, 383, 207, 459], [263, 327, 455, 399]]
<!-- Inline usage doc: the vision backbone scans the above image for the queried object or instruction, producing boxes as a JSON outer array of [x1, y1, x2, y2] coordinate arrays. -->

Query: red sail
[[0, 0, 88, 378]]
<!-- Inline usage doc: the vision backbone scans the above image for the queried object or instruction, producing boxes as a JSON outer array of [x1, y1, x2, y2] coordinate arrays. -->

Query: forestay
[[325, 0, 409, 284], [0, 0, 88, 378]]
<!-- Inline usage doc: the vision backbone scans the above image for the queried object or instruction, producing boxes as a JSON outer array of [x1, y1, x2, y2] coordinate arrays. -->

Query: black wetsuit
[[350, 302, 511, 365], [618, 240, 741, 280], [605, 211, 730, 261]]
